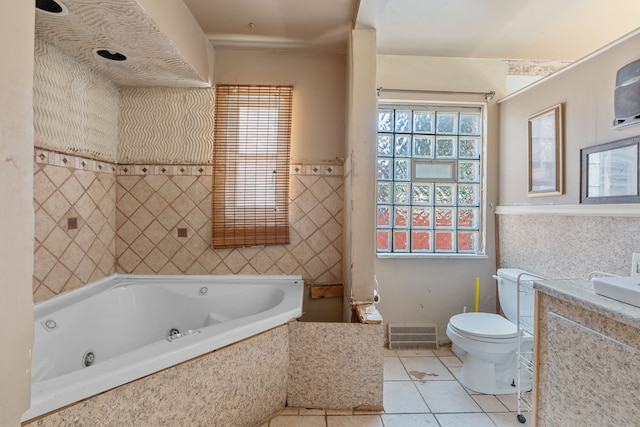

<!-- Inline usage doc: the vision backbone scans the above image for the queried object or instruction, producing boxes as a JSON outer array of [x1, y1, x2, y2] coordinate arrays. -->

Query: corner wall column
[[344, 29, 377, 319]]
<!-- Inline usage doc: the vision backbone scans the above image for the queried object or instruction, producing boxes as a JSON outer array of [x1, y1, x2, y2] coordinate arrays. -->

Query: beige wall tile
[[34, 148, 344, 300]]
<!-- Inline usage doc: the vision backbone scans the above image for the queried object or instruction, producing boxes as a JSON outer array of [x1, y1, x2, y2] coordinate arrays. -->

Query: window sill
[[376, 253, 488, 259]]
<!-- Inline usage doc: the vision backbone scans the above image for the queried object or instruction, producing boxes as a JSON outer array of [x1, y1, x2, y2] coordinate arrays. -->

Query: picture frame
[[580, 136, 640, 204], [528, 104, 563, 196]]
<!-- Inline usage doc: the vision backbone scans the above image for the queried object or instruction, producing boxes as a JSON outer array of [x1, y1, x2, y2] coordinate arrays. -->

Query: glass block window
[[376, 106, 483, 254]]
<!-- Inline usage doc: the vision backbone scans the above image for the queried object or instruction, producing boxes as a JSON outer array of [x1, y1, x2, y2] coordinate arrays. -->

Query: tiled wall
[[116, 162, 344, 282], [497, 212, 640, 279], [33, 150, 117, 302], [33, 37, 345, 301], [33, 147, 344, 301]]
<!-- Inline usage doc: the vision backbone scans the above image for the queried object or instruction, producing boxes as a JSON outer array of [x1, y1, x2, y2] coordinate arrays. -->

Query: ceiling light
[[95, 49, 127, 61], [35, 0, 69, 15]]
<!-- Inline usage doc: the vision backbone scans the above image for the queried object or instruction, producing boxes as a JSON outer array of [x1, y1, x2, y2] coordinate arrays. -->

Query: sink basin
[[592, 276, 640, 308]]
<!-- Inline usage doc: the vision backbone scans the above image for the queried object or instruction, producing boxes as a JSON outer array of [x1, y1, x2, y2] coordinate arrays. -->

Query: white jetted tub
[[22, 274, 304, 422]]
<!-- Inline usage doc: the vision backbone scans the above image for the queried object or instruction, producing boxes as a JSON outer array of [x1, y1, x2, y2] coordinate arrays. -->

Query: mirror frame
[[580, 136, 640, 204], [528, 104, 564, 197]]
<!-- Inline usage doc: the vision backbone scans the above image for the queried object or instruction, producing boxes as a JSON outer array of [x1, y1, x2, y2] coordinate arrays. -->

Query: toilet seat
[[449, 312, 517, 340]]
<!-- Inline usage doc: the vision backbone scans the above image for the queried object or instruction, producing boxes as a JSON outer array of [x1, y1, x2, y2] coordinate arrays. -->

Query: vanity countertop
[[534, 279, 640, 329]]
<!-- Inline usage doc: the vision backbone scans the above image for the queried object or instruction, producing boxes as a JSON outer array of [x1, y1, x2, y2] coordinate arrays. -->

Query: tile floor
[[259, 346, 530, 427]]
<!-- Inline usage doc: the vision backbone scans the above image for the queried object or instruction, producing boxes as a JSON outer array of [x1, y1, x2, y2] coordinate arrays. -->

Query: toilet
[[446, 268, 536, 395]]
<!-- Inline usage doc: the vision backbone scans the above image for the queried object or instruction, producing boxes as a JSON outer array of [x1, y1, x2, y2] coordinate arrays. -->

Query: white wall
[[373, 55, 514, 342], [0, 2, 34, 425]]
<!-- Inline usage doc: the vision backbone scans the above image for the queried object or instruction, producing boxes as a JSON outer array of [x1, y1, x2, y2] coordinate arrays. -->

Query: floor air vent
[[388, 323, 438, 349]]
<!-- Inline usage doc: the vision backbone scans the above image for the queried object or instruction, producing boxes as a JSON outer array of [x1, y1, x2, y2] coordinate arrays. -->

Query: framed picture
[[528, 104, 563, 196], [580, 136, 640, 204]]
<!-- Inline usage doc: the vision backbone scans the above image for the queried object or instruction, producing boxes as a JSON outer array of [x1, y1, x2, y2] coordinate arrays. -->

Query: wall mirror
[[580, 136, 640, 204]]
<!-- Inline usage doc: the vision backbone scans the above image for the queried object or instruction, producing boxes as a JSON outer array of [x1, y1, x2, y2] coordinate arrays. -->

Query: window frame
[[375, 101, 488, 258]]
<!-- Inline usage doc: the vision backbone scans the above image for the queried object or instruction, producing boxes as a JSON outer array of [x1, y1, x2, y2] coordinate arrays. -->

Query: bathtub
[[22, 274, 304, 422]]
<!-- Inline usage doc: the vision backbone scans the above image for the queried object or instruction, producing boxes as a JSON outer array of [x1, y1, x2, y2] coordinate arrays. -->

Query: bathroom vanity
[[532, 279, 640, 426]]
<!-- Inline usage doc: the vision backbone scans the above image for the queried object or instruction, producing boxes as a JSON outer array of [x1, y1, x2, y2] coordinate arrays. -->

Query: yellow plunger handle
[[475, 277, 480, 312]]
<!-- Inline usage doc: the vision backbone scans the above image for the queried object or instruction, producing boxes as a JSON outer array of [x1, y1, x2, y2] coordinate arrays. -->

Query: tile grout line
[[387, 349, 524, 425]]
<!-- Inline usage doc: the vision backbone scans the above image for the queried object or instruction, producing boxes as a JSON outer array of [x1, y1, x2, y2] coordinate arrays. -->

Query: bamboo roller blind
[[212, 85, 293, 248]]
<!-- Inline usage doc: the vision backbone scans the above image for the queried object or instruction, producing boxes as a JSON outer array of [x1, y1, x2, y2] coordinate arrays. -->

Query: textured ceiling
[[35, 0, 210, 88]]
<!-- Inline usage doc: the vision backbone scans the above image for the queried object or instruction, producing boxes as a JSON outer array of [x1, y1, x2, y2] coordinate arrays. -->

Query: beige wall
[[500, 31, 640, 206], [213, 47, 346, 164], [373, 55, 514, 342], [1, 2, 34, 425], [498, 30, 640, 280], [345, 29, 378, 313]]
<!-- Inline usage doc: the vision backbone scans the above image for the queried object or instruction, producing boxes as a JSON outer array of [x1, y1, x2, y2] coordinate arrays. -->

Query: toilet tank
[[497, 268, 540, 323]]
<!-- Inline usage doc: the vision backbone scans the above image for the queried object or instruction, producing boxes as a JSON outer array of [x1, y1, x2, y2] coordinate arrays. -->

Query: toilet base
[[459, 352, 521, 395]]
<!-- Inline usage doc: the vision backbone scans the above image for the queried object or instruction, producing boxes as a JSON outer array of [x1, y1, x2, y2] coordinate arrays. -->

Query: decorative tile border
[[35, 148, 344, 177], [116, 164, 213, 176], [35, 148, 117, 174], [290, 163, 344, 176]]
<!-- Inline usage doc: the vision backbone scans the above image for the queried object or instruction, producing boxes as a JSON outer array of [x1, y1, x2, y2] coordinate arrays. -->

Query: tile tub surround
[[24, 325, 290, 427], [25, 322, 385, 427], [116, 162, 344, 283], [33, 150, 117, 302], [32, 147, 345, 301], [534, 279, 640, 426]]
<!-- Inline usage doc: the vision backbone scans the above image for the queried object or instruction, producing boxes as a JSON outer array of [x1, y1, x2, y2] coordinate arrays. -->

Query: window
[[376, 105, 484, 254], [212, 85, 293, 248]]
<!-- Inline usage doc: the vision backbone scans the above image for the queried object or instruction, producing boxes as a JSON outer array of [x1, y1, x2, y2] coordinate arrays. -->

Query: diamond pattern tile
[[129, 179, 155, 204], [292, 216, 317, 240], [156, 206, 181, 230], [158, 179, 182, 203], [33, 156, 116, 302], [34, 148, 344, 303], [115, 170, 343, 285], [75, 192, 98, 220], [59, 175, 83, 205], [34, 208, 57, 243]]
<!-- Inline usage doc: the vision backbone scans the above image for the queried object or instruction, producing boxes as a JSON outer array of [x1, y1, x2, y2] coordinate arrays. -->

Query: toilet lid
[[449, 312, 517, 339]]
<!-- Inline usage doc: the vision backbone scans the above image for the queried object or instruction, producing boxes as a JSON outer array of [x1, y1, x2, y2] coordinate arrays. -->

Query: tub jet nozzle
[[82, 351, 95, 367]]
